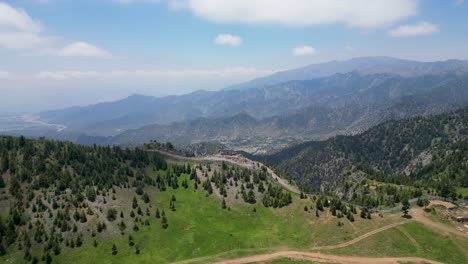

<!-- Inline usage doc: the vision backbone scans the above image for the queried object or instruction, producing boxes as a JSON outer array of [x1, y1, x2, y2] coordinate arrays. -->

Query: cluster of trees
[[313, 195, 358, 221], [192, 162, 291, 208], [0, 135, 168, 261], [343, 177, 424, 209], [262, 184, 292, 208]]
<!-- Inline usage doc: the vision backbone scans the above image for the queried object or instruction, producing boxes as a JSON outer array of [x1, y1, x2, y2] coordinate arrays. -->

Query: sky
[[0, 0, 468, 112]]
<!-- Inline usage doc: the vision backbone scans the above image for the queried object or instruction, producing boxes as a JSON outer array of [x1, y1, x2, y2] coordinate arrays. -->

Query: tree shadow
[[402, 214, 413, 219]]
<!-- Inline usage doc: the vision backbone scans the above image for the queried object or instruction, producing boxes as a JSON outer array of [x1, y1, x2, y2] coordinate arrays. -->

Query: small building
[[452, 215, 468, 222]]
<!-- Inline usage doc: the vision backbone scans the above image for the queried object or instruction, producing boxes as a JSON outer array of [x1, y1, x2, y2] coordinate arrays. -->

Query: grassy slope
[[2, 168, 466, 264], [324, 221, 468, 264], [457, 187, 468, 197], [2, 168, 399, 264], [50, 175, 397, 264], [44, 171, 310, 264]]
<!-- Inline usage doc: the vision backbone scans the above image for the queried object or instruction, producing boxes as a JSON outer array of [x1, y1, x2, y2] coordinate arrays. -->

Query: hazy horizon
[[2, 0, 468, 112]]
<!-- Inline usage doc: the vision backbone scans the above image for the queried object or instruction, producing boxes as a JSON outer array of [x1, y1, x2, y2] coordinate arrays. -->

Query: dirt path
[[171, 222, 406, 264], [213, 251, 443, 264], [410, 202, 468, 237], [171, 200, 468, 264], [148, 149, 300, 194], [310, 222, 405, 250]]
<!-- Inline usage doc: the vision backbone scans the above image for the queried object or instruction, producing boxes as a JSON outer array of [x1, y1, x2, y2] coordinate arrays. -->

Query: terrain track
[[172, 201, 468, 264], [213, 251, 443, 264], [411, 201, 468, 237], [171, 222, 406, 264], [310, 222, 405, 250]]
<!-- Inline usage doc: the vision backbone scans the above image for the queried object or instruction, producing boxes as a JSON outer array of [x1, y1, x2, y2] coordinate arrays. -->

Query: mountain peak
[[227, 56, 468, 91]]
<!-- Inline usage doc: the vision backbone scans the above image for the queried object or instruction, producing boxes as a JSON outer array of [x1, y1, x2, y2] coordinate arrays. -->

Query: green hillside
[[0, 136, 467, 264], [260, 107, 467, 200]]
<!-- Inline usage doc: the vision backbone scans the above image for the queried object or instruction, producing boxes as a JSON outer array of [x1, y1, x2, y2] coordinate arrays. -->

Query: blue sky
[[1, 0, 467, 112]]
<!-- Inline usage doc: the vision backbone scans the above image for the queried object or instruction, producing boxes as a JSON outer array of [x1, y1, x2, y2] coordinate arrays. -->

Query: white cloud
[[388, 21, 439, 37], [0, 70, 10, 79], [0, 2, 50, 49], [455, 0, 464, 6], [172, 0, 418, 28], [0, 2, 111, 58], [292, 45, 317, 56], [345, 45, 355, 52], [34, 67, 273, 81], [56, 42, 111, 57], [214, 34, 242, 46], [0, 3, 42, 32], [0, 31, 52, 49], [36, 71, 99, 81]]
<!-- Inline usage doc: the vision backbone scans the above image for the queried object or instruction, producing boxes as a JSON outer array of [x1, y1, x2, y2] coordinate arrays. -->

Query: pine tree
[[402, 199, 410, 216], [161, 215, 168, 229], [112, 244, 118, 255], [247, 189, 256, 204], [155, 208, 160, 218]]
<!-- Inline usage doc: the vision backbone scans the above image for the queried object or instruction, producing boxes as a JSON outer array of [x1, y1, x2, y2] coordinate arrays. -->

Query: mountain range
[[6, 56, 468, 153]]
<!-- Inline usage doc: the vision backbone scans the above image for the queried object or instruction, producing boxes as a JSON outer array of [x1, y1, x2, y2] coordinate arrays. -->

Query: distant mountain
[[106, 72, 468, 153], [39, 93, 209, 135], [26, 57, 468, 151], [38, 57, 468, 136], [256, 107, 468, 193], [227, 56, 468, 90]]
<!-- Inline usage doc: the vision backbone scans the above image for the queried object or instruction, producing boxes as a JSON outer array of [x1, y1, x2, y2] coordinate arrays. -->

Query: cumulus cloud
[[56, 42, 111, 57], [0, 2, 50, 49], [170, 0, 418, 28], [214, 34, 242, 46], [292, 46, 317, 56], [0, 2, 110, 58], [388, 21, 439, 37], [0, 3, 42, 32]]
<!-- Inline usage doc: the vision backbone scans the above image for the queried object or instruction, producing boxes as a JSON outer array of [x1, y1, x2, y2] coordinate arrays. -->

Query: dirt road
[[310, 222, 405, 250], [213, 251, 443, 264], [410, 201, 468, 237], [148, 149, 300, 194], [171, 200, 467, 264]]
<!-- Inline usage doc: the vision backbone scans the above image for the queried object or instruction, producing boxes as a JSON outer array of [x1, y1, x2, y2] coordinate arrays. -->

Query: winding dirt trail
[[171, 222, 407, 264], [410, 201, 468, 237], [171, 201, 468, 264], [310, 222, 405, 250], [148, 149, 300, 194], [213, 251, 443, 264]]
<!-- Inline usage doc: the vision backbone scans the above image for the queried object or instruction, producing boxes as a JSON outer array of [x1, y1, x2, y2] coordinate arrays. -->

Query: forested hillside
[[260, 107, 468, 198], [0, 136, 290, 262]]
